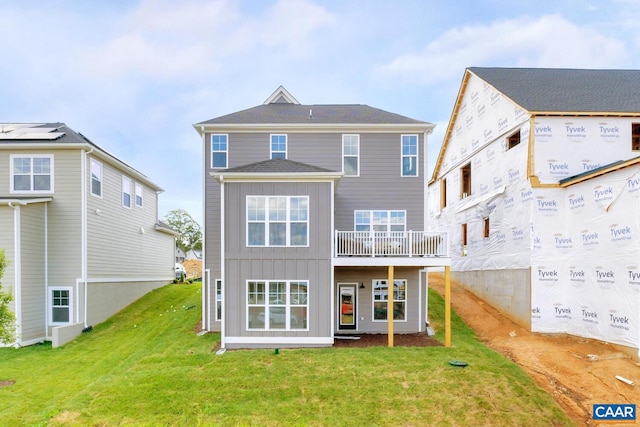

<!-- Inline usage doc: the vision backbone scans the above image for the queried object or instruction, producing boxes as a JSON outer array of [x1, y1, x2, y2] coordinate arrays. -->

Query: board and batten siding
[[18, 203, 47, 342], [223, 181, 333, 339], [86, 156, 174, 279]]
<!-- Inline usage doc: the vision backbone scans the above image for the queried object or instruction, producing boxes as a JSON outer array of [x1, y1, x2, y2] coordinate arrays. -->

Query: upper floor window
[[11, 154, 53, 193], [211, 134, 228, 168], [90, 159, 102, 197], [401, 135, 418, 176], [355, 210, 406, 232], [270, 134, 287, 159], [507, 130, 521, 149], [633, 123, 640, 151], [247, 280, 308, 330], [460, 163, 471, 199], [50, 287, 72, 324], [247, 196, 309, 247], [135, 183, 143, 207], [122, 176, 132, 208], [342, 134, 359, 176]]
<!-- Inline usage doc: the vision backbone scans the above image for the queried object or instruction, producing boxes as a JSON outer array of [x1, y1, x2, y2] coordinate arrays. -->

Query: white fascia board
[[195, 123, 435, 135], [224, 336, 333, 345], [0, 198, 53, 206], [210, 172, 343, 183]]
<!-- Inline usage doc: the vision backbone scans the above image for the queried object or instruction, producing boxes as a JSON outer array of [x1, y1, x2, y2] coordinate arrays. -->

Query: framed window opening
[[247, 280, 308, 330], [440, 177, 447, 209], [90, 158, 102, 198], [507, 130, 521, 149], [483, 217, 490, 238], [270, 134, 287, 159], [342, 134, 360, 176], [10, 154, 54, 193], [135, 183, 143, 207], [122, 176, 132, 208], [372, 279, 406, 321], [211, 134, 228, 168], [247, 196, 309, 247], [401, 134, 418, 176], [215, 279, 222, 321], [462, 223, 468, 256], [633, 123, 640, 151], [49, 287, 72, 324], [354, 210, 406, 232], [460, 163, 471, 199]]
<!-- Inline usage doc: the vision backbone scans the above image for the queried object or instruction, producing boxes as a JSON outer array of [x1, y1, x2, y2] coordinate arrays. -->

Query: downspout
[[200, 128, 208, 332], [219, 174, 225, 349], [9, 202, 22, 346], [81, 148, 94, 327]]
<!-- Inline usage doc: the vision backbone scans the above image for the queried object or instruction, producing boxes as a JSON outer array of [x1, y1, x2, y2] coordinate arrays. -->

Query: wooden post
[[445, 265, 451, 347], [388, 265, 394, 347]]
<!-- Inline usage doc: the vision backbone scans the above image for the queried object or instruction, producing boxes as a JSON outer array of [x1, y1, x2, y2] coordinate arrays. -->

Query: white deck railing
[[334, 230, 448, 257]]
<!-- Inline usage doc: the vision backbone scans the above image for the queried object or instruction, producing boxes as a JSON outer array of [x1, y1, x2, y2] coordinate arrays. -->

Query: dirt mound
[[182, 259, 202, 279], [428, 273, 640, 426]]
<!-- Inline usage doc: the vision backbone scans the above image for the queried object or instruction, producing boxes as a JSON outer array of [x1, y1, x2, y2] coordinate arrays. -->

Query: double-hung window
[[372, 279, 406, 321], [135, 183, 143, 207], [247, 280, 308, 330], [401, 135, 418, 176], [90, 158, 102, 197], [354, 210, 406, 232], [211, 134, 228, 168], [342, 134, 359, 176], [50, 287, 72, 324], [215, 279, 222, 321], [122, 176, 132, 208], [247, 196, 308, 246], [11, 154, 53, 193], [270, 134, 287, 159]]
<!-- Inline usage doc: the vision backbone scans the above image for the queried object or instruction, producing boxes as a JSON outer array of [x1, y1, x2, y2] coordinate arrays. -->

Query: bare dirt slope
[[428, 273, 640, 426]]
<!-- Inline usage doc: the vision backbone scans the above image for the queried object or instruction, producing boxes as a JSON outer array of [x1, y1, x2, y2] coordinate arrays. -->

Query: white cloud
[[374, 14, 628, 86]]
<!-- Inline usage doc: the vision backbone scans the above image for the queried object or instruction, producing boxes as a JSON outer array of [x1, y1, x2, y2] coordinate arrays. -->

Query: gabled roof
[[210, 158, 342, 183], [0, 122, 163, 191], [469, 67, 640, 114], [225, 158, 336, 174], [194, 86, 433, 130]]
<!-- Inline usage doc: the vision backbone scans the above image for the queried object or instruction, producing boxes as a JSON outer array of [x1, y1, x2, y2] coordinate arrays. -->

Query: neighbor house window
[[440, 178, 447, 209], [247, 280, 308, 330], [270, 134, 287, 159], [90, 158, 102, 197], [401, 135, 418, 176], [355, 210, 406, 232], [372, 279, 406, 321], [135, 183, 143, 207], [50, 287, 72, 324], [462, 223, 468, 256], [215, 279, 222, 321], [507, 130, 521, 149], [122, 176, 132, 208], [633, 123, 640, 151], [247, 196, 309, 246], [211, 134, 228, 168], [342, 134, 359, 176], [460, 163, 471, 199], [10, 154, 53, 193]]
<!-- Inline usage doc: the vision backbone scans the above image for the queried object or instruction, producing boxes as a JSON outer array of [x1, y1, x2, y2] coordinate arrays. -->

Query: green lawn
[[0, 283, 573, 426]]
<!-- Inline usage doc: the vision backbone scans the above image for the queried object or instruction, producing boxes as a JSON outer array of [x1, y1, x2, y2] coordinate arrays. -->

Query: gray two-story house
[[195, 87, 450, 350], [0, 123, 177, 347]]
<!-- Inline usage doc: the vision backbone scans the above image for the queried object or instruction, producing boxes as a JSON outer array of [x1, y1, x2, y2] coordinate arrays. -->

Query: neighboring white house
[[0, 123, 178, 347], [428, 68, 640, 356]]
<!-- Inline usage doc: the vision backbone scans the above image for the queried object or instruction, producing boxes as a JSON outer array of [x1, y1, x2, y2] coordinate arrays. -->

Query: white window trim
[[354, 210, 407, 232], [10, 154, 54, 194], [246, 196, 309, 247], [215, 279, 222, 322], [401, 134, 419, 177], [135, 182, 143, 208], [342, 134, 360, 176], [122, 176, 132, 208], [372, 279, 407, 322], [49, 286, 73, 325], [270, 134, 287, 159], [211, 134, 228, 169], [246, 280, 309, 331], [90, 158, 103, 198]]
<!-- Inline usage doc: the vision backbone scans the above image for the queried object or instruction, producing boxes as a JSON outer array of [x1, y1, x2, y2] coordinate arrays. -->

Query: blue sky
[[2, 0, 639, 224]]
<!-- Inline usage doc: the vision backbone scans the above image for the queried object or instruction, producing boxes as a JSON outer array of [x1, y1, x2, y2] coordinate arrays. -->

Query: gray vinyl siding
[[86, 156, 174, 279], [335, 267, 423, 334], [223, 181, 333, 339], [19, 203, 47, 342]]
